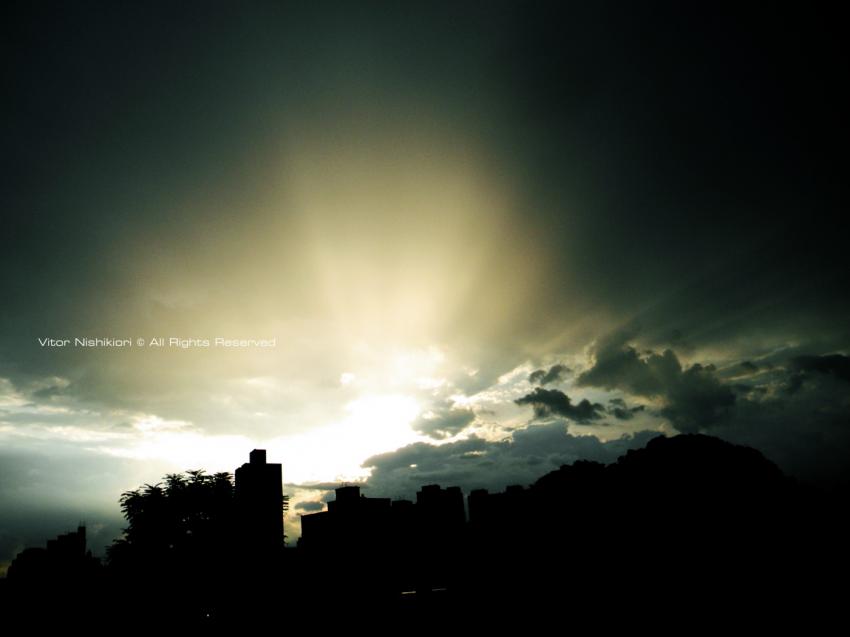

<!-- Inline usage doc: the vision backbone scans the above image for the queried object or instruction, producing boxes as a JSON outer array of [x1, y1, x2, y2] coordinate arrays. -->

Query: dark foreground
[[2, 435, 847, 629]]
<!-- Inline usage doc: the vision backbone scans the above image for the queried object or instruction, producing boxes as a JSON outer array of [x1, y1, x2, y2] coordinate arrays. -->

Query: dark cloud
[[790, 354, 850, 384], [361, 423, 658, 499], [515, 388, 604, 424], [574, 335, 850, 484], [528, 364, 570, 386], [714, 369, 850, 486], [576, 334, 735, 432], [607, 399, 646, 421], [294, 500, 325, 513], [661, 364, 735, 433], [783, 353, 850, 396], [412, 402, 477, 440]]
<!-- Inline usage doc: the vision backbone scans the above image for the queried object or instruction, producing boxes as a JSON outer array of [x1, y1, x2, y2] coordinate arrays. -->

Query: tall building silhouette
[[235, 449, 284, 553]]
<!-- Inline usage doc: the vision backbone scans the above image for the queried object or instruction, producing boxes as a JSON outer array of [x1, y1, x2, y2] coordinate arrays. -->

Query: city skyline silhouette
[[3, 433, 847, 629]]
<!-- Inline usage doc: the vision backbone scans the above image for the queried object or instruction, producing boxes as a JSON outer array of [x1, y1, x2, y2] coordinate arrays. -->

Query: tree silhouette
[[108, 468, 291, 580], [101, 467, 290, 623], [112, 475, 227, 568]]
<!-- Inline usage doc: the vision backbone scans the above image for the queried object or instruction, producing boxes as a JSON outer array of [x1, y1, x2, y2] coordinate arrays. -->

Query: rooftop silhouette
[[2, 435, 847, 629]]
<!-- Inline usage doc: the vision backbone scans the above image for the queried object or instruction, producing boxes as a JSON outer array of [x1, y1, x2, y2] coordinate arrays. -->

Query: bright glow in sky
[[269, 393, 422, 483]]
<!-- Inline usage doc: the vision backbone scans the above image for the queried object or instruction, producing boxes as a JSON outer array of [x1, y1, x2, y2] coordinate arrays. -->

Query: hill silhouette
[[2, 434, 846, 629]]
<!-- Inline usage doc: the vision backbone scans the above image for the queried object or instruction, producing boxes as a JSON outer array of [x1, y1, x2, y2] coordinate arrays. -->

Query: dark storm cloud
[[528, 364, 570, 386], [361, 423, 658, 498], [610, 407, 633, 420], [528, 370, 545, 384], [739, 361, 759, 374], [782, 353, 850, 396], [294, 500, 325, 513], [714, 365, 850, 486], [412, 401, 477, 440], [573, 332, 850, 484], [790, 355, 850, 384], [514, 388, 604, 424], [500, 2, 850, 359], [607, 398, 645, 421], [576, 333, 735, 432]]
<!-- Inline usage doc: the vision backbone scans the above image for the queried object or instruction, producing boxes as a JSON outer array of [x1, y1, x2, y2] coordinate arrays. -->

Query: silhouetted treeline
[[108, 470, 239, 578], [463, 435, 843, 619], [3, 435, 847, 629]]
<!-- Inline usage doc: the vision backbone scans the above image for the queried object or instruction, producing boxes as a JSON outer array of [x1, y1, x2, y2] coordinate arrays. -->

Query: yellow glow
[[99, 430, 253, 472], [34, 126, 548, 482], [269, 393, 422, 484]]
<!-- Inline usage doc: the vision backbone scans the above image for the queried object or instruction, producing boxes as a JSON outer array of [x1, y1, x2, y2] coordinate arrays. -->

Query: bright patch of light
[[132, 415, 189, 433], [389, 346, 445, 386], [449, 393, 475, 407], [99, 430, 253, 473], [269, 393, 423, 484], [416, 376, 446, 390], [240, 377, 279, 390], [0, 425, 125, 444]]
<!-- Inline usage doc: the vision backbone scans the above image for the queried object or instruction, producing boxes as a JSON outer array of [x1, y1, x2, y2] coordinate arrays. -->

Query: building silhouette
[[468, 484, 527, 542], [4, 435, 846, 628], [299, 485, 392, 552], [416, 484, 465, 538], [298, 481, 469, 594], [6, 525, 99, 585], [235, 449, 284, 554], [299, 483, 468, 553]]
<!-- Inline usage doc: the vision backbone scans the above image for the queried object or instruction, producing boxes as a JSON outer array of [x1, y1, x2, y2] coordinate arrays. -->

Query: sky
[[2, 1, 848, 571]]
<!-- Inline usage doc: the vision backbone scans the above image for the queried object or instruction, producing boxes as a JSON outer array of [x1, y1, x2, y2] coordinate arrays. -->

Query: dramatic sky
[[2, 2, 848, 570]]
